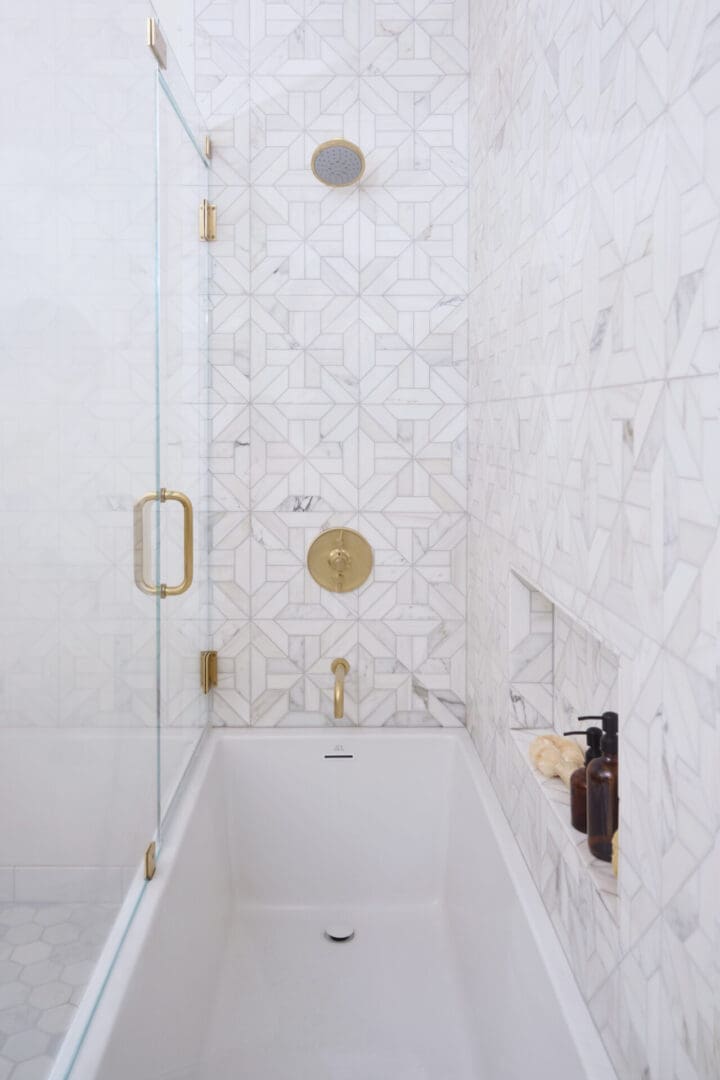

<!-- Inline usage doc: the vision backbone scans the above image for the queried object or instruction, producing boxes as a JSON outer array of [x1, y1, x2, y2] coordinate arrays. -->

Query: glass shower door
[[44, 46, 211, 1080], [0, 9, 163, 1080], [154, 74, 211, 830]]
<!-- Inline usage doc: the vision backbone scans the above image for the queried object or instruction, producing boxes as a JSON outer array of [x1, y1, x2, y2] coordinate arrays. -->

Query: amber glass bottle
[[564, 726, 602, 833], [587, 711, 619, 861]]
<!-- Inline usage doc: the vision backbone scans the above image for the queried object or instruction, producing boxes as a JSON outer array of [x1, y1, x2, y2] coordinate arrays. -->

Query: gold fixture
[[311, 139, 366, 187], [146, 17, 167, 69], [199, 199, 217, 241], [307, 528, 373, 592], [133, 489, 194, 598], [145, 841, 157, 881], [204, 135, 213, 159], [331, 658, 350, 720], [200, 650, 218, 694]]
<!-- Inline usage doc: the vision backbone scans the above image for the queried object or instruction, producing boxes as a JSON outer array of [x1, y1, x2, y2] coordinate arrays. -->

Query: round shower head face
[[311, 139, 365, 187]]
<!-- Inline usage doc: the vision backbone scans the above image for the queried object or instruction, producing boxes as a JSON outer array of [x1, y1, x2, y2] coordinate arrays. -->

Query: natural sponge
[[528, 733, 584, 786]]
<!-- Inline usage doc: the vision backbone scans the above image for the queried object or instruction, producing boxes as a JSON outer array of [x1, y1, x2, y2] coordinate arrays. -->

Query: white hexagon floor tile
[[0, 903, 118, 1079]]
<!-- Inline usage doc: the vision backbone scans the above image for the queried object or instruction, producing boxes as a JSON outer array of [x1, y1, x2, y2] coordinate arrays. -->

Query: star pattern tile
[[200, 0, 469, 727]]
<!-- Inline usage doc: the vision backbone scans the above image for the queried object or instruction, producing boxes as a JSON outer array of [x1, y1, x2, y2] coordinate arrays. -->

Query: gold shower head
[[311, 139, 365, 186]]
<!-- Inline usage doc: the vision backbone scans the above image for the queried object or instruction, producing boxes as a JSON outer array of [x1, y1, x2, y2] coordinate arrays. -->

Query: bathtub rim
[[53, 727, 617, 1080], [48, 725, 214, 1080]]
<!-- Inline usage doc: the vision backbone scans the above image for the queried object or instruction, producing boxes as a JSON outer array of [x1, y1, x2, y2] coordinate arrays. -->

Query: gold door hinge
[[199, 199, 217, 241], [204, 135, 213, 160], [145, 841, 157, 881], [201, 650, 218, 694], [146, 18, 167, 69]]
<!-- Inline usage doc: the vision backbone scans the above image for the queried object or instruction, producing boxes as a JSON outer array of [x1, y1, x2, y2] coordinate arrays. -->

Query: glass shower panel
[[155, 75, 211, 827], [0, 7, 160, 1078]]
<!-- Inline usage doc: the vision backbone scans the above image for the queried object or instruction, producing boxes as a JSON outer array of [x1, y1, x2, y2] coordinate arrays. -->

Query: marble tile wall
[[0, 2, 159, 729], [508, 571, 620, 732], [467, 2, 719, 1078], [197, 0, 469, 725], [508, 572, 554, 728]]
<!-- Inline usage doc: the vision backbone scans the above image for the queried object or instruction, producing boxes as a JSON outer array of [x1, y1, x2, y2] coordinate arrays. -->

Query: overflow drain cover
[[324, 924, 355, 942]]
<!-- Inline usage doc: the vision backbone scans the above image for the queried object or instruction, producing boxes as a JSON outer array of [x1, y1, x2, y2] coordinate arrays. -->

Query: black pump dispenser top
[[566, 711, 619, 756], [600, 710, 618, 755], [584, 726, 603, 763], [563, 724, 603, 765]]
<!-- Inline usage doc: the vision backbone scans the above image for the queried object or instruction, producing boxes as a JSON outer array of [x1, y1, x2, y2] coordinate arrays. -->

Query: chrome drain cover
[[324, 924, 355, 942]]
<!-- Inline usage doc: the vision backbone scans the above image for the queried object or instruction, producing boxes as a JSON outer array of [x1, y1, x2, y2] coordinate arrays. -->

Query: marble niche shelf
[[511, 728, 618, 916], [508, 571, 620, 915]]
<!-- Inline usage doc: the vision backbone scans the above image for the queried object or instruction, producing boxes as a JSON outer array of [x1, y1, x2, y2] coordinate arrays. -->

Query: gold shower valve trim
[[307, 528, 373, 593], [328, 547, 351, 572]]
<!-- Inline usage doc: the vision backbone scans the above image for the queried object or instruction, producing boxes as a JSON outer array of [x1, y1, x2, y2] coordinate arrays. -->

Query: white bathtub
[[59, 730, 616, 1080]]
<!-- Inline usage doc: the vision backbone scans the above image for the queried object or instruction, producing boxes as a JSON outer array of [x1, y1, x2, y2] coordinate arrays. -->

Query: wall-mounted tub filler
[[311, 139, 365, 186], [331, 657, 350, 720]]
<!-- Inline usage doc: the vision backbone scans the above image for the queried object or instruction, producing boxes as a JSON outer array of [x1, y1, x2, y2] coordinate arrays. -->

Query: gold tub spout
[[330, 658, 350, 720]]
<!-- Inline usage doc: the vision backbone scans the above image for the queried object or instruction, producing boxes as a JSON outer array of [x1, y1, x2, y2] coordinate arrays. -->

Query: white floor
[[0, 903, 118, 1080], [194, 904, 477, 1080]]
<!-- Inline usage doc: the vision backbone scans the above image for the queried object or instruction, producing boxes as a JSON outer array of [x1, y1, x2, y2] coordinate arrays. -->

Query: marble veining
[[467, 2, 720, 1077], [198, 0, 469, 727]]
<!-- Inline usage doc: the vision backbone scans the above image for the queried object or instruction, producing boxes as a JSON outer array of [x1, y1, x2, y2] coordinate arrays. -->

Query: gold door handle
[[162, 489, 194, 596], [133, 488, 194, 598], [133, 491, 159, 596]]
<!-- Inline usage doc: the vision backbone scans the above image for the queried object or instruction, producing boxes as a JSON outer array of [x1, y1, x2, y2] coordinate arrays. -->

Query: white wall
[[467, 3, 719, 1078], [196, 0, 469, 726]]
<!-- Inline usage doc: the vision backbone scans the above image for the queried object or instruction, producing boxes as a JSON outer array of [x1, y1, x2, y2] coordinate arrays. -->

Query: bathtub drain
[[324, 924, 355, 942]]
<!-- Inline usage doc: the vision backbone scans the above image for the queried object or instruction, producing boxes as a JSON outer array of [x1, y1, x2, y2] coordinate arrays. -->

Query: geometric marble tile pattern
[[0, 903, 118, 1080], [467, 1, 720, 1077], [198, 0, 469, 726], [508, 573, 554, 729], [508, 571, 621, 733], [553, 608, 620, 734]]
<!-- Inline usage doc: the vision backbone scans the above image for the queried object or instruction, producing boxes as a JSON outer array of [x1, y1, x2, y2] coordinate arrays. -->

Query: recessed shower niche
[[509, 572, 620, 734], [508, 572, 620, 911]]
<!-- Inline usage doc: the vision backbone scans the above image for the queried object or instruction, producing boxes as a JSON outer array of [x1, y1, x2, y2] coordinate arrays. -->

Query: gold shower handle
[[133, 491, 158, 596], [133, 489, 194, 598], [162, 489, 194, 597]]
